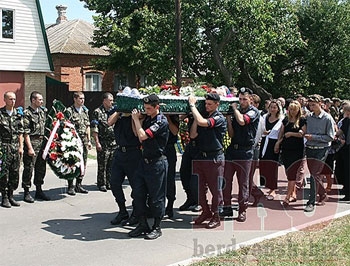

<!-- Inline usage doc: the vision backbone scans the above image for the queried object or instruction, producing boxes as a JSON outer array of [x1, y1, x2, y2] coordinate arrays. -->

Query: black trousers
[[179, 143, 199, 203], [110, 149, 142, 205], [132, 158, 168, 218], [165, 144, 177, 203]]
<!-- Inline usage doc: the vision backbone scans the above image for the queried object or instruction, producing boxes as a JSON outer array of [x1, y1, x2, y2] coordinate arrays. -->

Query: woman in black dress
[[275, 101, 306, 206]]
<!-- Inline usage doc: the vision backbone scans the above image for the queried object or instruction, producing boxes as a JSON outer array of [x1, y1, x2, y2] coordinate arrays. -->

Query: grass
[[191, 215, 350, 266]]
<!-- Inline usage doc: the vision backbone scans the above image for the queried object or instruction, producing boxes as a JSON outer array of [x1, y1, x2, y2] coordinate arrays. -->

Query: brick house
[[45, 5, 116, 92], [0, 0, 53, 107]]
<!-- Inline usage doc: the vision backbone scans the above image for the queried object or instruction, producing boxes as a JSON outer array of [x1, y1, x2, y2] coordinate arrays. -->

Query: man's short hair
[[102, 92, 113, 100], [73, 91, 84, 99], [30, 91, 41, 102], [307, 94, 322, 103]]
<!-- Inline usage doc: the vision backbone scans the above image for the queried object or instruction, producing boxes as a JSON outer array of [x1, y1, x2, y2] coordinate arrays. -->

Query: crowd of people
[[0, 88, 349, 240]]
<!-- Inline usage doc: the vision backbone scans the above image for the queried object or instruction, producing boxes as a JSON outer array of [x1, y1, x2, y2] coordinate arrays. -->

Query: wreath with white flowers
[[42, 100, 84, 180]]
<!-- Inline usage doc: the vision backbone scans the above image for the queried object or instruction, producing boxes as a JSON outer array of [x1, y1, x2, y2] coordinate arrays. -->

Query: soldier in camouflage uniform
[[22, 91, 50, 203], [66, 91, 92, 195], [91, 92, 117, 192], [0, 92, 24, 208]]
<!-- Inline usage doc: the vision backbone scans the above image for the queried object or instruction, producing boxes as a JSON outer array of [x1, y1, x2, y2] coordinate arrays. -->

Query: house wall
[[24, 72, 46, 107], [0, 0, 51, 72], [50, 54, 115, 92], [0, 71, 25, 107]]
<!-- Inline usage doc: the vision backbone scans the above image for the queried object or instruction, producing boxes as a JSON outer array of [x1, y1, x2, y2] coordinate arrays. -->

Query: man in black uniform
[[107, 109, 142, 226], [164, 114, 179, 218], [221, 87, 260, 222], [178, 115, 200, 211], [189, 93, 226, 229], [129, 94, 169, 240]]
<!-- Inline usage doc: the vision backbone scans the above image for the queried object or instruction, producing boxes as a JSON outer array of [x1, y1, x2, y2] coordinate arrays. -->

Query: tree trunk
[[238, 59, 272, 101], [206, 29, 233, 86]]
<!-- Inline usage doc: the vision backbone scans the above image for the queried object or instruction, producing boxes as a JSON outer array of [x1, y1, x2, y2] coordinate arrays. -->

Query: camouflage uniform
[[0, 107, 24, 192], [22, 106, 47, 189], [91, 105, 117, 189], [66, 105, 90, 180]]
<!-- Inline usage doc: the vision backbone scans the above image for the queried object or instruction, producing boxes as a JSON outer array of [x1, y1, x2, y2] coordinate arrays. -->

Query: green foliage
[[296, 0, 350, 99], [81, 0, 350, 99]]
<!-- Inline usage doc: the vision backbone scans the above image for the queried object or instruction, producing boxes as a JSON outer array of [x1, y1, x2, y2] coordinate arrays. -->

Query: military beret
[[238, 87, 253, 95], [143, 94, 159, 104], [205, 93, 220, 102]]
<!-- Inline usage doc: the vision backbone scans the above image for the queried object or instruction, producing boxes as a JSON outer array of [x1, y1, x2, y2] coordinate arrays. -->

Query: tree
[[296, 0, 350, 99], [81, 0, 303, 100]]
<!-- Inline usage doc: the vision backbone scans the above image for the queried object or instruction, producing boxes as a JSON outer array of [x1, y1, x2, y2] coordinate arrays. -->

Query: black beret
[[238, 87, 253, 95], [143, 94, 159, 104], [205, 93, 220, 102]]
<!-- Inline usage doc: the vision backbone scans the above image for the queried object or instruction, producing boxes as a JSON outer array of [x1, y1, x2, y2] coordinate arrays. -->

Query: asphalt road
[[1, 155, 349, 266]]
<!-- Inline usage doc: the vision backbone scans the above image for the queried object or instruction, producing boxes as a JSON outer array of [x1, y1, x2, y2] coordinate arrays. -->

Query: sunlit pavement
[[1, 156, 349, 266]]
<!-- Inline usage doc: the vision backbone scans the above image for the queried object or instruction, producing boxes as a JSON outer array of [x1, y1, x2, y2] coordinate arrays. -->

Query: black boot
[[128, 217, 151, 237], [23, 187, 34, 203], [75, 179, 88, 194], [111, 204, 129, 225], [8, 190, 20, 207], [122, 211, 138, 226], [164, 201, 174, 219], [35, 185, 50, 201], [206, 212, 221, 229], [179, 192, 196, 211], [145, 218, 162, 240], [67, 180, 76, 196], [1, 190, 11, 208]]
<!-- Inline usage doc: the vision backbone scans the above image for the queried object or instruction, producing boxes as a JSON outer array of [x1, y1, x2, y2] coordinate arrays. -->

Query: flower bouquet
[[42, 100, 84, 180], [114, 84, 238, 114]]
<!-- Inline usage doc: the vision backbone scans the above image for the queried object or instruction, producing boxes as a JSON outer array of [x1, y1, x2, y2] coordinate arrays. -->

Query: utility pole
[[175, 0, 182, 88]]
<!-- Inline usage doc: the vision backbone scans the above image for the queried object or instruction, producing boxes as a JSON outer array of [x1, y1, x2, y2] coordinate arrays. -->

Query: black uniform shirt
[[196, 110, 226, 152], [142, 112, 169, 159], [230, 105, 260, 147], [114, 115, 140, 147], [167, 115, 179, 146]]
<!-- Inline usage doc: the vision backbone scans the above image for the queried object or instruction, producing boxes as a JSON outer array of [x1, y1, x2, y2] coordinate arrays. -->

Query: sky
[[39, 0, 96, 24]]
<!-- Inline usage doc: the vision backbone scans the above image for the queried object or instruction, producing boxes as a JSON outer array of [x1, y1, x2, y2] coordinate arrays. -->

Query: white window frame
[[114, 74, 128, 91], [1, 8, 15, 42], [85, 72, 102, 92]]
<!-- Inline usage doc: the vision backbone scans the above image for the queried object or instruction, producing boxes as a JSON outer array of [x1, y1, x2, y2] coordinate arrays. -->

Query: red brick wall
[[50, 54, 115, 92]]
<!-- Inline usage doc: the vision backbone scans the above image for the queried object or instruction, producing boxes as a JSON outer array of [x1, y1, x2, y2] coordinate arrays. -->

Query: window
[[113, 74, 128, 91], [85, 73, 102, 91], [1, 8, 14, 40]]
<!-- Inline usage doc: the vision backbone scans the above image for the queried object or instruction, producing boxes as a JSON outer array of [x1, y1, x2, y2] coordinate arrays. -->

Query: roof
[[45, 19, 109, 56]]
